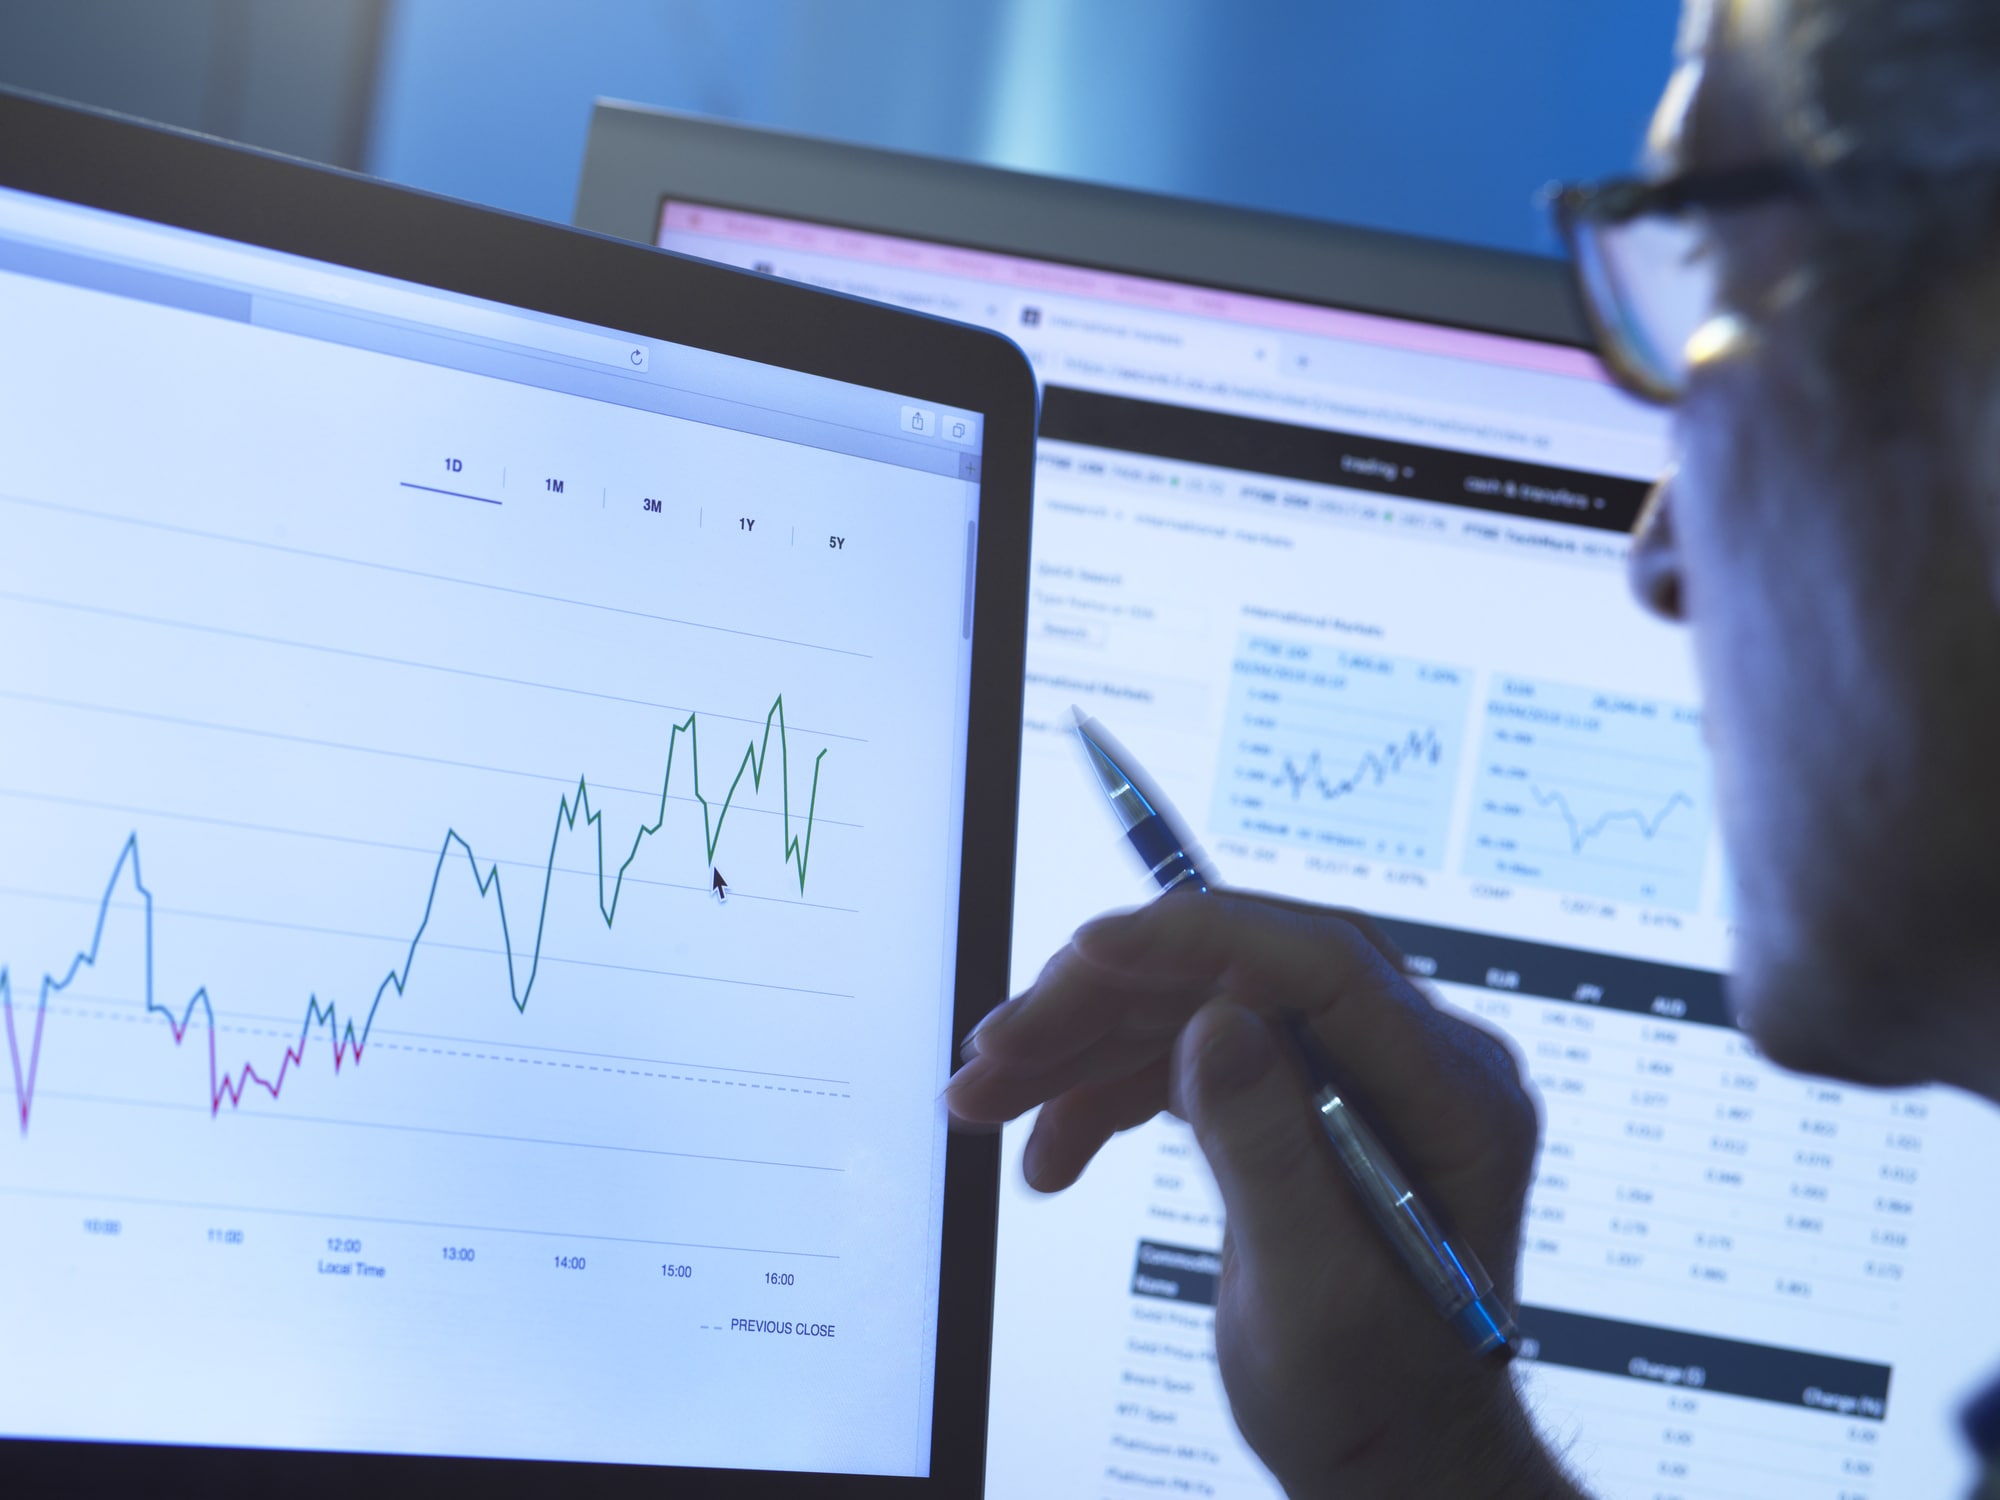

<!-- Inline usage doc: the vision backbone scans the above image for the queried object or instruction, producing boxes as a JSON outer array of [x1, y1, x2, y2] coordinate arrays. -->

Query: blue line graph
[[1211, 634, 1470, 867], [1276, 728, 1446, 802], [1463, 676, 1709, 908], [1531, 784, 1695, 854]]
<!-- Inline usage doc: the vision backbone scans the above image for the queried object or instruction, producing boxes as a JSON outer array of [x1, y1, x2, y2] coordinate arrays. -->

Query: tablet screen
[[659, 198, 2000, 1498], [0, 183, 985, 1476]]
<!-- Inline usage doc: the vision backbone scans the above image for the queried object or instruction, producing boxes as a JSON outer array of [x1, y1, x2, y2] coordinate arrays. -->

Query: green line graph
[[471, 689, 829, 1020], [572, 693, 826, 921]]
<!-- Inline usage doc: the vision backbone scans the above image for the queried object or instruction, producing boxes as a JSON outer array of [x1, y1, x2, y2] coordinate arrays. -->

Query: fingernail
[[944, 1053, 987, 1095], [959, 1029, 982, 1062], [941, 1070, 999, 1125], [1021, 1132, 1049, 1190], [966, 995, 1019, 1049], [1199, 1004, 1278, 1091]]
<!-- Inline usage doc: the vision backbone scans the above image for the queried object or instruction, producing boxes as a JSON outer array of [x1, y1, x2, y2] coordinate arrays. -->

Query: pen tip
[[1070, 712, 1139, 807]]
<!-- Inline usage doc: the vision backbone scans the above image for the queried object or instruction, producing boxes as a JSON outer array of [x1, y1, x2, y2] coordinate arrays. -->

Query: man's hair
[[1753, 0, 2000, 511], [1774, 0, 2000, 268], [1782, 0, 2000, 172]]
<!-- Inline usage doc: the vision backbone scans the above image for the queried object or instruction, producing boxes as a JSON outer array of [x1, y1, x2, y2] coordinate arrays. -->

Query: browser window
[[0, 184, 985, 1476], [660, 199, 2000, 1499]]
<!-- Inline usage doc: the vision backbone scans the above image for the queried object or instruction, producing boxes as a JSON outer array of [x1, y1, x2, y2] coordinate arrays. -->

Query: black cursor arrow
[[710, 867, 729, 903]]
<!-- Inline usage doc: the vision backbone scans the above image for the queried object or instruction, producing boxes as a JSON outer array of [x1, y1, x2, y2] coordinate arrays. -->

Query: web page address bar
[[0, 185, 653, 373], [331, 281, 651, 372]]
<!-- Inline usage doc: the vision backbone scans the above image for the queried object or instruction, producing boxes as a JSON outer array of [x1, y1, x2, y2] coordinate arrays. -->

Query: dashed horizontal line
[[36, 1003, 851, 1099]]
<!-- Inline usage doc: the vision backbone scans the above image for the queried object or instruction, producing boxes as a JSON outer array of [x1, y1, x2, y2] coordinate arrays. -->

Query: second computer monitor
[[578, 104, 1999, 1500]]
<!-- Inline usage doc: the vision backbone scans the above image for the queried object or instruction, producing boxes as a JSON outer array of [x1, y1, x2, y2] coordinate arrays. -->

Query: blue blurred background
[[0, 0, 1680, 259]]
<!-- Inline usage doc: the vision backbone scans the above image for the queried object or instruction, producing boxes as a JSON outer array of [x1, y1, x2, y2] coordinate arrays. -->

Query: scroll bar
[[962, 521, 977, 640]]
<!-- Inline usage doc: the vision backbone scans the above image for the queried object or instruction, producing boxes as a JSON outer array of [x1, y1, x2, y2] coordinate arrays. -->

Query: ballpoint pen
[[1071, 707, 1520, 1360]]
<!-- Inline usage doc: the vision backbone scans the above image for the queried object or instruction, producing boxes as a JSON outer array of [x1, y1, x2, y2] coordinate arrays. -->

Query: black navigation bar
[[1130, 1241, 1221, 1308], [1517, 1307, 1891, 1419], [1373, 916, 1731, 1029], [1038, 386, 1652, 534]]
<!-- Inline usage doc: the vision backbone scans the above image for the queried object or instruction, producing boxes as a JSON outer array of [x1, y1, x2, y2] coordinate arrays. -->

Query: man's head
[[1630, 0, 2000, 1093]]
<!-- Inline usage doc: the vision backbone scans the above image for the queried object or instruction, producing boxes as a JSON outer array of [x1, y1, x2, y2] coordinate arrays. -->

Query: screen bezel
[[0, 87, 1035, 1499], [574, 100, 1592, 351]]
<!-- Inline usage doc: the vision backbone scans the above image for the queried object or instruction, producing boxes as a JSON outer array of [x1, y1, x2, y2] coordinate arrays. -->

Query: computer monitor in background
[[578, 103, 1999, 1499]]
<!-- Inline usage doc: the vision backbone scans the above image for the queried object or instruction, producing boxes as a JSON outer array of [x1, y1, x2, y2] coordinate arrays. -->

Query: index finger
[[947, 893, 1433, 1125]]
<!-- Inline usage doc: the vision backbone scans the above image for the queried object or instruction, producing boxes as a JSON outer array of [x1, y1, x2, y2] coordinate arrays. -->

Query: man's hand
[[946, 891, 1582, 1500]]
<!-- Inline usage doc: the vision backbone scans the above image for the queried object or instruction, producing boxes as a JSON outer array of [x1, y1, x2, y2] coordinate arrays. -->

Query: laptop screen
[[659, 199, 2000, 1497], [0, 182, 988, 1476]]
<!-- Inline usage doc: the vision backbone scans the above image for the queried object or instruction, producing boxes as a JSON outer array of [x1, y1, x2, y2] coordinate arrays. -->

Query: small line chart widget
[[1211, 634, 1470, 868], [1464, 675, 1709, 909]]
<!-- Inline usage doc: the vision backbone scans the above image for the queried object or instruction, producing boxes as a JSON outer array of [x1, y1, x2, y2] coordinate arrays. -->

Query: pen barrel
[[1311, 1089, 1518, 1359], [1126, 816, 1205, 893]]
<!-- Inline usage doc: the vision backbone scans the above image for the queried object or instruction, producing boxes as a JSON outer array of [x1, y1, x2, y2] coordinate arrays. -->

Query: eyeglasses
[[1548, 165, 1805, 404]]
